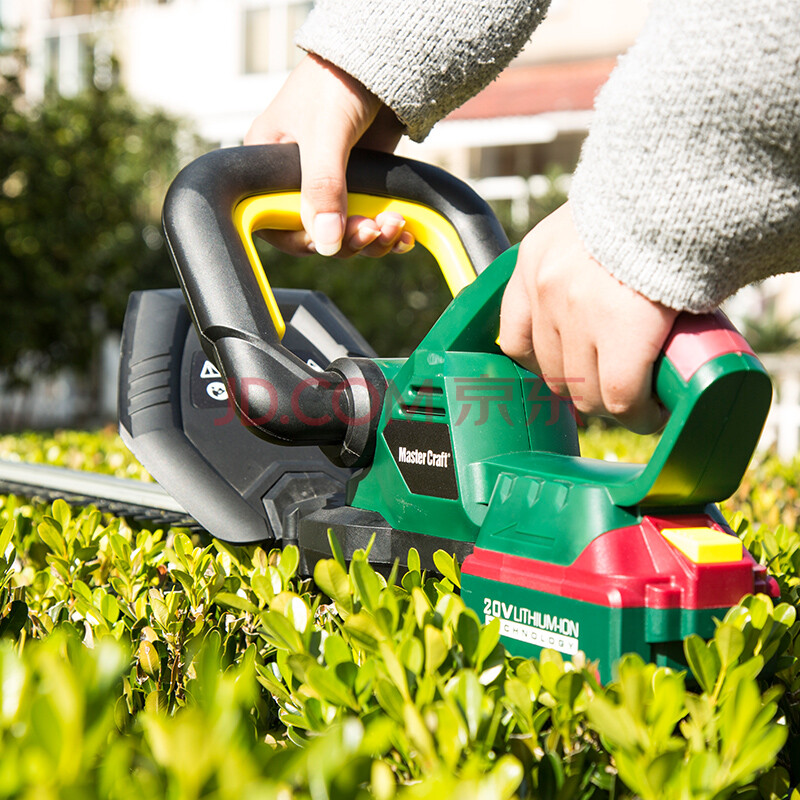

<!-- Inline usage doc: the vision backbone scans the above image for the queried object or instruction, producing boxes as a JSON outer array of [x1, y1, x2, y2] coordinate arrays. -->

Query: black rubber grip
[[162, 144, 509, 456]]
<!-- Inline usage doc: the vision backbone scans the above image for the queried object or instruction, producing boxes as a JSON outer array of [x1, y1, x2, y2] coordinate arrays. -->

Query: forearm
[[569, 0, 800, 312], [296, 0, 551, 142]]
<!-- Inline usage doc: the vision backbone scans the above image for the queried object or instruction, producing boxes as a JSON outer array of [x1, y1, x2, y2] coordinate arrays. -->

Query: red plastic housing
[[461, 515, 778, 611]]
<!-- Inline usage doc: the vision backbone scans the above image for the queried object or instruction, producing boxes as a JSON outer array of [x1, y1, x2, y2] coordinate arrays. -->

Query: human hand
[[498, 203, 679, 434], [245, 54, 414, 258]]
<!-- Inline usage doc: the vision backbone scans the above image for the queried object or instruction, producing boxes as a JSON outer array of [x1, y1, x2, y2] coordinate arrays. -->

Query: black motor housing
[[118, 287, 374, 544]]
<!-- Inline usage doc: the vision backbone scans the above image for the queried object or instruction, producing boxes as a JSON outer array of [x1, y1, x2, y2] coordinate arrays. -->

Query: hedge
[[0, 427, 797, 799]]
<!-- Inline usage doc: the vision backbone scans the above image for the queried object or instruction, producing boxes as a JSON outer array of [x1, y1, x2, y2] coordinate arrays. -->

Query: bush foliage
[[0, 429, 798, 797]]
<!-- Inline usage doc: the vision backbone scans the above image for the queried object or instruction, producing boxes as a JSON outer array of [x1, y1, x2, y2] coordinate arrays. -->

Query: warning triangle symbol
[[200, 360, 222, 379]]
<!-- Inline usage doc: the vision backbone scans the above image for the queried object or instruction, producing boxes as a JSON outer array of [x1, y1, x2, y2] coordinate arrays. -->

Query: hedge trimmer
[[2, 145, 777, 680]]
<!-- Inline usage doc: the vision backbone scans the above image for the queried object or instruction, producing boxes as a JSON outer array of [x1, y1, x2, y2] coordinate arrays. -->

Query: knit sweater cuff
[[569, 0, 800, 313], [296, 0, 549, 142]]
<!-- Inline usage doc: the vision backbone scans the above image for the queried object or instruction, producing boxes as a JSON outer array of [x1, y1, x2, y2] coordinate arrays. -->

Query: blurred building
[[3, 0, 798, 330], [2, 0, 648, 180]]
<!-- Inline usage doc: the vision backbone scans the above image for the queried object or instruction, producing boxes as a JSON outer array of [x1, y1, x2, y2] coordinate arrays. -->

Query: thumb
[[298, 135, 350, 257]]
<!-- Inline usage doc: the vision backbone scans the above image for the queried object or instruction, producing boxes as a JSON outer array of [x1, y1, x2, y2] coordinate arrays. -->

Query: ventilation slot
[[400, 383, 446, 418]]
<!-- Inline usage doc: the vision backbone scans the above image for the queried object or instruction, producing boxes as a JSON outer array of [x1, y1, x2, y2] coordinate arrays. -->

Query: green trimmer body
[[347, 246, 776, 681]]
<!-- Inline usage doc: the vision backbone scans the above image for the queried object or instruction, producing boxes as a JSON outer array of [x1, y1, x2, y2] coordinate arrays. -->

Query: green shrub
[[0, 429, 797, 797]]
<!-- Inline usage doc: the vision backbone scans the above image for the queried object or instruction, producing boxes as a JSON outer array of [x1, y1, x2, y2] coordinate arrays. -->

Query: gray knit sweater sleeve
[[296, 0, 550, 142], [298, 0, 800, 310], [569, 1, 800, 312]]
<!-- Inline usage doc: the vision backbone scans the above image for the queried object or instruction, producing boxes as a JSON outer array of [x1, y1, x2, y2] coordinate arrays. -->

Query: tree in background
[[0, 38, 198, 385], [0, 19, 568, 386]]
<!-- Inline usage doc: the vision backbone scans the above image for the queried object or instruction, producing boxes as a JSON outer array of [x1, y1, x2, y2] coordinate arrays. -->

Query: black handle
[[162, 144, 510, 466]]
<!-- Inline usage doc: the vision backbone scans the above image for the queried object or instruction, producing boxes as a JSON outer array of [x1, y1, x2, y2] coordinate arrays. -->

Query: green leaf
[[398, 636, 424, 677], [148, 590, 172, 630], [402, 701, 436, 766], [380, 642, 410, 700], [327, 528, 347, 570], [344, 612, 383, 652], [71, 579, 92, 604], [314, 559, 353, 612], [109, 532, 132, 564], [684, 634, 720, 694], [350, 558, 383, 613], [322, 633, 353, 667], [375, 677, 405, 722], [214, 592, 260, 615], [746, 594, 772, 629], [714, 623, 745, 670], [170, 569, 195, 597], [305, 664, 358, 710], [475, 617, 501, 669], [37, 518, 66, 557], [51, 499, 72, 532], [485, 755, 524, 799], [251, 569, 282, 605], [554, 670, 583, 708], [503, 678, 533, 725], [424, 625, 448, 674], [30, 694, 64, 766], [259, 609, 305, 653], [433, 550, 461, 588], [0, 601, 27, 639], [99, 593, 120, 624], [284, 596, 311, 634], [276, 545, 300, 582], [138, 640, 160, 678], [647, 750, 684, 792], [0, 519, 16, 556], [454, 670, 483, 740], [371, 760, 396, 800], [456, 610, 481, 663], [172, 531, 192, 562], [406, 547, 420, 574], [772, 602, 796, 628]]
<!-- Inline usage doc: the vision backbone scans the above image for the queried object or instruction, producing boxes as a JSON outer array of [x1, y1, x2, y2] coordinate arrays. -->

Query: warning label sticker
[[200, 360, 221, 379], [191, 352, 229, 409]]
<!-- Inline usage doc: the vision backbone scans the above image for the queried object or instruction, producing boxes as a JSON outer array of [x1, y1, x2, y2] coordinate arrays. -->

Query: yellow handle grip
[[234, 192, 480, 338]]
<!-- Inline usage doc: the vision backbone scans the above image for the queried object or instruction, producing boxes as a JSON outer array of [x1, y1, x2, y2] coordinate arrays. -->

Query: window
[[243, 2, 314, 74], [44, 30, 105, 96], [286, 1, 312, 68], [244, 7, 271, 74], [45, 36, 61, 90], [50, 0, 96, 19]]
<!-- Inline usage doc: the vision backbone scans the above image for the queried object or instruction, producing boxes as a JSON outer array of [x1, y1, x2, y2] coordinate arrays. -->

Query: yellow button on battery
[[660, 527, 743, 564]]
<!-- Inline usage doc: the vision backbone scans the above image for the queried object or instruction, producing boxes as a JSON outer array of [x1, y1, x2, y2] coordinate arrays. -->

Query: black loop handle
[[162, 144, 510, 464]]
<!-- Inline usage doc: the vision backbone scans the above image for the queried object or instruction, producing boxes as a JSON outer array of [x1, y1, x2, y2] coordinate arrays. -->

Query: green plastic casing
[[351, 245, 771, 546], [349, 246, 772, 681]]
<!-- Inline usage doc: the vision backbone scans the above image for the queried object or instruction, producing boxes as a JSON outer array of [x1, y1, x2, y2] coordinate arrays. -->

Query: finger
[[374, 212, 406, 245], [343, 216, 380, 253], [598, 356, 664, 434], [559, 338, 599, 419], [257, 216, 381, 258], [355, 212, 412, 257], [392, 231, 415, 255], [256, 228, 315, 256], [297, 130, 352, 257], [498, 268, 539, 373], [244, 110, 286, 146]]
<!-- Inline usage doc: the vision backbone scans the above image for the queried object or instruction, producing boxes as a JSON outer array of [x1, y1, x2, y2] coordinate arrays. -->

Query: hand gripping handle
[[609, 311, 772, 507], [419, 246, 772, 507], [161, 144, 510, 466]]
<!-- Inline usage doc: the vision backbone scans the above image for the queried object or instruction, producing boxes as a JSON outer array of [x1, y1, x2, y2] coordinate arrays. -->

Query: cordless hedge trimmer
[[6, 146, 778, 680]]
